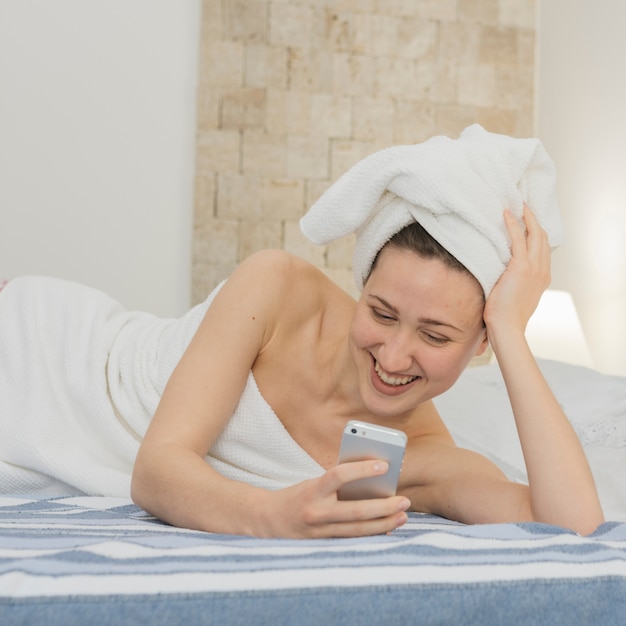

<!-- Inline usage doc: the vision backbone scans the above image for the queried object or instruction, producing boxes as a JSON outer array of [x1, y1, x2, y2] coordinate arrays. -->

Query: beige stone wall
[[192, 0, 536, 303]]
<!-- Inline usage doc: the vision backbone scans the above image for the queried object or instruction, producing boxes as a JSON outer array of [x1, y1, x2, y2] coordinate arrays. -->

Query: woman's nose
[[377, 331, 415, 373]]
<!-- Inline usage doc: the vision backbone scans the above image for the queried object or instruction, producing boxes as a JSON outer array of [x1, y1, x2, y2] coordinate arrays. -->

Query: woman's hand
[[483, 206, 551, 337], [265, 461, 410, 539]]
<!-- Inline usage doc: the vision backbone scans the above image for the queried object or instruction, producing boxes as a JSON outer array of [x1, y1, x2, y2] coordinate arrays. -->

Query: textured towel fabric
[[0, 277, 323, 496], [300, 124, 563, 296], [209, 372, 324, 489]]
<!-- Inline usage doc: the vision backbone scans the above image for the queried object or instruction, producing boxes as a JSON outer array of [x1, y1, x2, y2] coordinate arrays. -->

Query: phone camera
[[351, 428, 357, 434]]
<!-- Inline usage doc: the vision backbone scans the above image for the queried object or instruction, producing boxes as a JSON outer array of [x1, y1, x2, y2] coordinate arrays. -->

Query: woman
[[0, 126, 604, 537], [131, 125, 603, 538]]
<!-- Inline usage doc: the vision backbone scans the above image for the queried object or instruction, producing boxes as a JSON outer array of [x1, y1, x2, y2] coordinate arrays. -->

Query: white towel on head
[[300, 124, 563, 296]]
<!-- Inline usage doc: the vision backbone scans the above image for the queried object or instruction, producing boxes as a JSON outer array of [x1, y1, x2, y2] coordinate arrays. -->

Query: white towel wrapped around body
[[0, 277, 323, 496], [300, 124, 563, 296]]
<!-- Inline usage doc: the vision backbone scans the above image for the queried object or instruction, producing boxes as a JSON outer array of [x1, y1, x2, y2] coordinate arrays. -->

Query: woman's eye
[[423, 333, 449, 345], [372, 309, 395, 322]]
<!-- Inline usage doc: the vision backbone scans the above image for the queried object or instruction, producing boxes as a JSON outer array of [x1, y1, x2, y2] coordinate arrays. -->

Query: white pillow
[[434, 359, 626, 522]]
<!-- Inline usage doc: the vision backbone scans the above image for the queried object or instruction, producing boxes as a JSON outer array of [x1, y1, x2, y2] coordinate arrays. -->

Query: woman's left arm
[[484, 207, 604, 535]]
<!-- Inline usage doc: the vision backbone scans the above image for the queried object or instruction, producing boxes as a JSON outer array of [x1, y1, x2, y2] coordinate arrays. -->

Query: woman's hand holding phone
[[264, 423, 409, 538]]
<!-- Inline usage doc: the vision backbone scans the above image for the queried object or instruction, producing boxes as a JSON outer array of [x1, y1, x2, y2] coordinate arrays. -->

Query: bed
[[2, 358, 626, 625]]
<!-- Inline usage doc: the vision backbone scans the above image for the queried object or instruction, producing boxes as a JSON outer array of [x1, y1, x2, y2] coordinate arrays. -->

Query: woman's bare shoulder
[[201, 250, 334, 345], [238, 249, 321, 280], [233, 250, 331, 307]]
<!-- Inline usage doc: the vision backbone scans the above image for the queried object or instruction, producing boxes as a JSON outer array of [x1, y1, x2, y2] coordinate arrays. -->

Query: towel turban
[[300, 124, 563, 297]]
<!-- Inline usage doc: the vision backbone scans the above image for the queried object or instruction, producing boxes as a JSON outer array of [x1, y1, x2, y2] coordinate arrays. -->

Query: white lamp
[[488, 289, 594, 368], [524, 290, 594, 368]]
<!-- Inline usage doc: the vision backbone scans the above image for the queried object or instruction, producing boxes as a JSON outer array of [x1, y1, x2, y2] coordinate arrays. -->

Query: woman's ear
[[469, 331, 492, 367], [474, 330, 490, 356]]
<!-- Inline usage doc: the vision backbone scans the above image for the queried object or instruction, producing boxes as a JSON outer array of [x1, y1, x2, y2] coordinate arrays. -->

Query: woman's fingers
[[503, 208, 527, 257], [520, 206, 551, 293], [485, 206, 552, 333], [279, 462, 410, 538], [321, 460, 410, 520], [311, 506, 409, 538], [523, 206, 551, 280], [321, 459, 389, 494]]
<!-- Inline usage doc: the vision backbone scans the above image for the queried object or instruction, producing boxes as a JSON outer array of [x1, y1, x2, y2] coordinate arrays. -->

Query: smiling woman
[[131, 125, 602, 537], [351, 244, 487, 410], [0, 126, 605, 538]]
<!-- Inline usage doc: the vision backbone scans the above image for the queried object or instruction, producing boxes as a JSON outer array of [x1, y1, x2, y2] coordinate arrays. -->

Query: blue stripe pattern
[[1, 496, 626, 625]]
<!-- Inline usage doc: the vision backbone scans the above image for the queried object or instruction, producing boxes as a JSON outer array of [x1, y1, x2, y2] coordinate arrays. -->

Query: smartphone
[[336, 420, 407, 501]]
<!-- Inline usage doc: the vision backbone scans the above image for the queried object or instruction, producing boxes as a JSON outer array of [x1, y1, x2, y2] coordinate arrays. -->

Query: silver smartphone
[[337, 420, 408, 501]]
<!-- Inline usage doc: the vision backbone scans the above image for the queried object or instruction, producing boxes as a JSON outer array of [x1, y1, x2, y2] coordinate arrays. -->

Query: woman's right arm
[[131, 250, 409, 537]]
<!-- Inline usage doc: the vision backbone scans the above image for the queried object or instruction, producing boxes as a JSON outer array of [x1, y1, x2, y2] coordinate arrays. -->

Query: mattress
[[1, 495, 626, 625]]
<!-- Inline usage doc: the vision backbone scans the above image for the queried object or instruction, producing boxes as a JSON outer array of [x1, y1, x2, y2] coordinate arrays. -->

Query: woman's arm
[[131, 250, 410, 537], [401, 208, 603, 535], [484, 208, 604, 534]]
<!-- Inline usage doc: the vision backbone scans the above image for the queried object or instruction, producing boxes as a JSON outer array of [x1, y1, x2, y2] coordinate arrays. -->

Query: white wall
[[537, 0, 626, 375], [0, 1, 200, 316]]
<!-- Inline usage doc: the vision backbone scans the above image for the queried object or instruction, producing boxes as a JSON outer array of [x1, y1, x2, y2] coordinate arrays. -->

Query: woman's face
[[349, 245, 488, 417]]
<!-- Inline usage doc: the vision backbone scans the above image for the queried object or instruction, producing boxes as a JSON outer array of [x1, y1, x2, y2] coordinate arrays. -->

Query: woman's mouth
[[373, 358, 419, 387]]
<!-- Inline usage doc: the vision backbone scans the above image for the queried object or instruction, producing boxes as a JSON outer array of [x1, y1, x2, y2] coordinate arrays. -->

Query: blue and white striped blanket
[[1, 496, 625, 625]]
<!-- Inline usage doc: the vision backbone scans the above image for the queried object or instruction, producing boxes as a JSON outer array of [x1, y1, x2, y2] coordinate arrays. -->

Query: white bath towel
[[300, 124, 563, 296], [0, 276, 208, 496], [0, 277, 323, 496], [208, 372, 324, 490]]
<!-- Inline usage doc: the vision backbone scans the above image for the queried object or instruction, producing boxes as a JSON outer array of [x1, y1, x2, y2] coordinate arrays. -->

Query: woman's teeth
[[374, 360, 418, 386]]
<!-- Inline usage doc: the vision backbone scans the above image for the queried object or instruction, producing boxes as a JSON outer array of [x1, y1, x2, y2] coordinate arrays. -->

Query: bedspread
[[0, 496, 625, 625]]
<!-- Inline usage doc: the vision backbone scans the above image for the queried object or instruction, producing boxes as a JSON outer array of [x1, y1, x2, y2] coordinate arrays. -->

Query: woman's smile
[[371, 355, 420, 393]]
